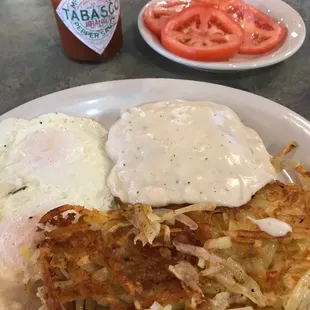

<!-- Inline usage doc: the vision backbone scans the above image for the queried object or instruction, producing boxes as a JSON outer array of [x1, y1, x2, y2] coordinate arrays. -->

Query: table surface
[[0, 0, 309, 118]]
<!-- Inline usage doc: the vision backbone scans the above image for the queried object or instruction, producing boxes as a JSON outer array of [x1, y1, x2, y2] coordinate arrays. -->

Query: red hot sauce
[[51, 0, 122, 62]]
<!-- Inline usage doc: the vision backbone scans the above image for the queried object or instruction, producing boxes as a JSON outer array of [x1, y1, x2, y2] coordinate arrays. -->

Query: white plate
[[137, 0, 306, 71], [1, 78, 310, 183]]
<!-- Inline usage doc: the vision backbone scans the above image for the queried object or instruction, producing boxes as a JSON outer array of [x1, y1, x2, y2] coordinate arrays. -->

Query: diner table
[[0, 0, 309, 118]]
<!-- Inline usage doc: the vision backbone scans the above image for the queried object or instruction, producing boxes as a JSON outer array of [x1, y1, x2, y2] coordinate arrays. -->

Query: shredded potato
[[148, 301, 172, 310], [285, 270, 310, 310], [296, 164, 310, 179], [174, 240, 223, 264], [163, 225, 171, 244], [123, 204, 161, 245], [154, 209, 198, 230], [204, 237, 232, 250], [275, 141, 297, 158], [169, 261, 204, 302], [271, 141, 297, 172], [210, 292, 230, 310], [159, 204, 216, 222], [228, 307, 254, 310], [37, 176, 310, 310]]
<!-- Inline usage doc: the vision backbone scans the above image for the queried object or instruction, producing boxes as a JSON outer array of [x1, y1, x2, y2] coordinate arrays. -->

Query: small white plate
[[1, 78, 310, 184], [138, 0, 306, 71]]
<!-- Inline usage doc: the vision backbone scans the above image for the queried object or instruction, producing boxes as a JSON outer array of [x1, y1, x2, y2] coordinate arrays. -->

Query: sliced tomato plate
[[161, 6, 244, 61], [138, 0, 306, 71]]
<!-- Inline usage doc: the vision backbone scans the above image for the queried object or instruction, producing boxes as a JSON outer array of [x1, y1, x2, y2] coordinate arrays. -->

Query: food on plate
[[160, 6, 244, 61], [106, 100, 276, 207], [142, 0, 287, 60], [37, 178, 310, 310], [143, 0, 194, 38], [0, 113, 114, 309], [220, 0, 287, 54], [0, 100, 306, 310]]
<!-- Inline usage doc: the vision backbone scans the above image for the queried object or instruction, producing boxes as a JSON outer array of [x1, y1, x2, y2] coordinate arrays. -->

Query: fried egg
[[0, 113, 113, 309]]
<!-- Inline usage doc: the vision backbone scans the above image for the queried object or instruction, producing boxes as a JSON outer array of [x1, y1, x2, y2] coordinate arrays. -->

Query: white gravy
[[106, 100, 276, 207], [247, 216, 292, 237]]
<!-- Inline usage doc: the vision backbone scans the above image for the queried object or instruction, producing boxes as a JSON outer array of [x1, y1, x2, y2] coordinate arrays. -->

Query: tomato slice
[[220, 0, 287, 54], [143, 0, 194, 37], [160, 6, 244, 61], [195, 0, 220, 6]]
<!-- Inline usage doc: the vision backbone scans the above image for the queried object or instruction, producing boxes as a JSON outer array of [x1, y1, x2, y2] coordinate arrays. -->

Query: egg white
[[0, 113, 114, 309]]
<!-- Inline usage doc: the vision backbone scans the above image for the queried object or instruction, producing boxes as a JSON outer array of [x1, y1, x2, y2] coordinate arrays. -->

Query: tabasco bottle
[[51, 0, 122, 62]]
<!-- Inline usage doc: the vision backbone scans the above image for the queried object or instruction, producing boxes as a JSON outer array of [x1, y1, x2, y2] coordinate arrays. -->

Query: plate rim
[[1, 78, 310, 131], [137, 0, 306, 71]]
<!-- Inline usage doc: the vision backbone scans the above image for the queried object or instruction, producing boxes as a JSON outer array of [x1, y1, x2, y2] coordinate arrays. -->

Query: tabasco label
[[56, 0, 120, 55]]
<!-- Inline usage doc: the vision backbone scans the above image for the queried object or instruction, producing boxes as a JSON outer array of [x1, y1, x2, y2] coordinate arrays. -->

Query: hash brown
[[37, 181, 310, 310]]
